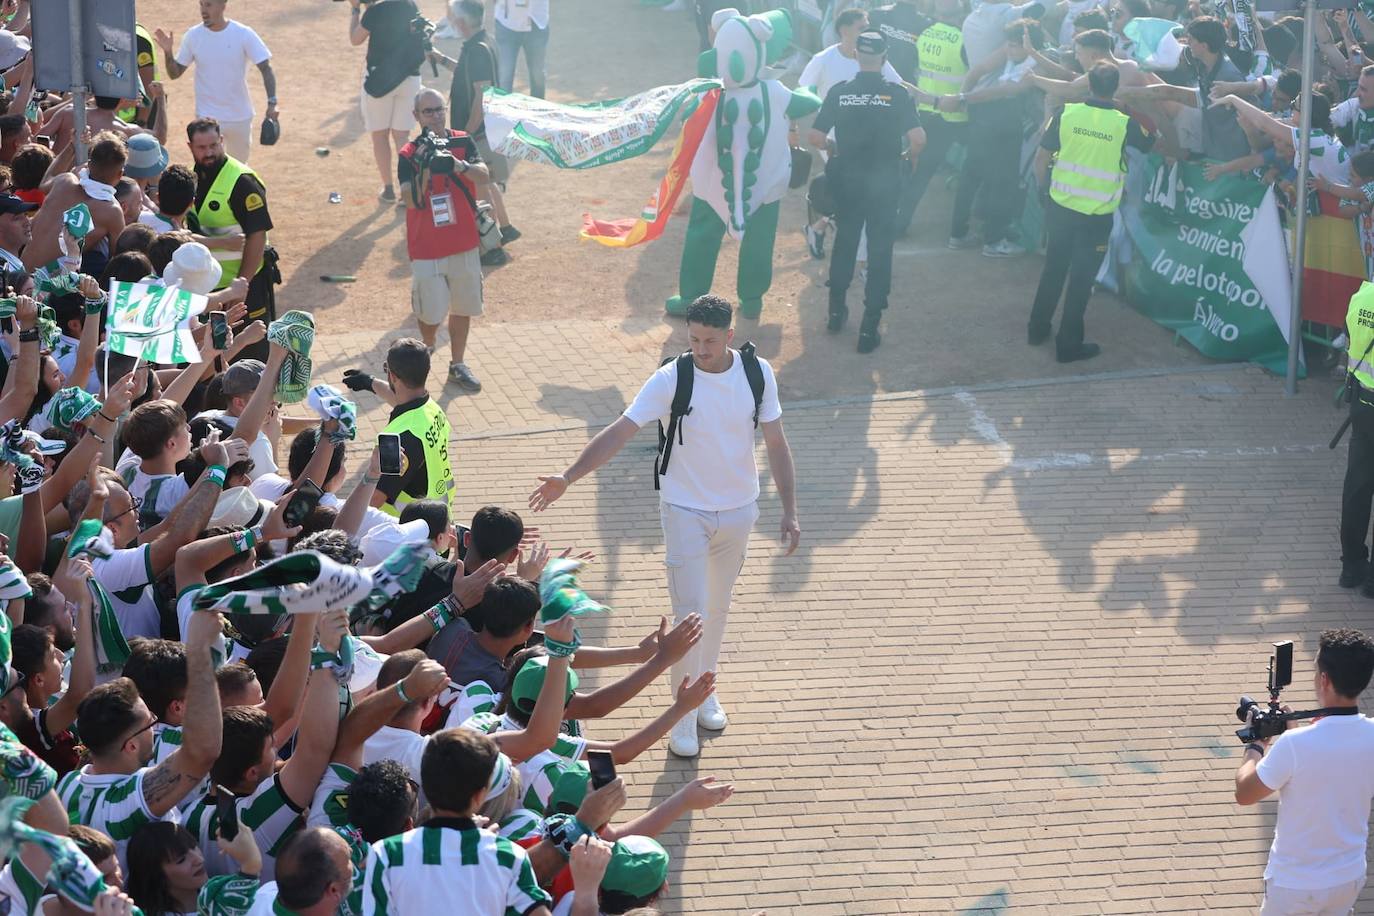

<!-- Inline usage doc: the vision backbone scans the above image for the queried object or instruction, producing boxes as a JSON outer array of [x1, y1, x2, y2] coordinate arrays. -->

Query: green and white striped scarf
[[0, 796, 121, 912], [195, 552, 372, 616], [40, 387, 102, 434], [66, 519, 131, 674], [266, 311, 315, 404]]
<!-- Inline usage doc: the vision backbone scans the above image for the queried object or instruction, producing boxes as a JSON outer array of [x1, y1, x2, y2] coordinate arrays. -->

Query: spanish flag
[[1300, 196, 1367, 328], [580, 89, 719, 248]]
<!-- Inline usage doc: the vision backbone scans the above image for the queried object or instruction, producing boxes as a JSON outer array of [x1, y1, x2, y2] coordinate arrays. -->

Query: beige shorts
[[362, 75, 422, 133], [411, 248, 483, 324], [474, 134, 510, 183]]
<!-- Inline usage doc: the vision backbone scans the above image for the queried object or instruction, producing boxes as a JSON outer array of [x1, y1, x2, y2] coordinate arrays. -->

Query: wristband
[[362, 474, 380, 486], [205, 464, 228, 488], [422, 594, 462, 633], [83, 292, 106, 314], [17, 328, 37, 343], [97, 411, 117, 423], [87, 430, 105, 444], [395, 680, 412, 704], [249, 525, 264, 546], [545, 629, 581, 659], [1245, 742, 1266, 757]]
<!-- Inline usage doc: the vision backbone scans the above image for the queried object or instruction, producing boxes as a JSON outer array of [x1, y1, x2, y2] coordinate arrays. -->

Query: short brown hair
[[68, 824, 117, 865], [211, 705, 274, 787], [77, 678, 145, 757], [148, 229, 193, 275], [121, 399, 187, 459], [88, 131, 128, 170], [215, 661, 259, 704], [10, 145, 52, 191], [421, 728, 497, 814], [375, 649, 425, 707], [122, 638, 187, 720], [186, 117, 221, 142]]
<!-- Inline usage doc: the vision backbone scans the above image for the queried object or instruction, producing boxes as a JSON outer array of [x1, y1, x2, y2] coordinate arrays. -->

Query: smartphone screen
[[378, 434, 403, 476], [283, 478, 325, 528], [525, 630, 546, 649], [34, 135, 51, 149], [1273, 641, 1294, 689], [215, 786, 239, 841], [210, 313, 229, 350], [587, 749, 616, 790]]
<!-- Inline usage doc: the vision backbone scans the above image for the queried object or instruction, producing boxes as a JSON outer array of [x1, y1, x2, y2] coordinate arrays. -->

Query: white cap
[[359, 518, 431, 567]]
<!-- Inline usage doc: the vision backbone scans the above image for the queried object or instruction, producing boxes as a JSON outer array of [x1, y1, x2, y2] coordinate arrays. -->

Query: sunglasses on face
[[123, 713, 159, 746]]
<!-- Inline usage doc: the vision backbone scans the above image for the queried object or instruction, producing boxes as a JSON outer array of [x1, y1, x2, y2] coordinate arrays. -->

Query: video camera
[[412, 14, 438, 76], [412, 128, 464, 177], [1234, 640, 1331, 742]]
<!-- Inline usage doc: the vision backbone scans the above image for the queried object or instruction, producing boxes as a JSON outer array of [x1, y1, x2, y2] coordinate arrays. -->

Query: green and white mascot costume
[[665, 8, 821, 319]]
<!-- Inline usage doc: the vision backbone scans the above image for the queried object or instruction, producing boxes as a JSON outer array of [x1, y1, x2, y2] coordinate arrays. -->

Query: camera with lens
[[411, 14, 438, 73], [1234, 640, 1331, 743], [412, 128, 464, 177]]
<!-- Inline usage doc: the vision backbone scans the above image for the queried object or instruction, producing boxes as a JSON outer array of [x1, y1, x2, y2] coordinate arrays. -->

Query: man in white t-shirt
[[1235, 628, 1374, 915], [154, 0, 277, 162], [494, 0, 551, 99], [529, 295, 800, 758]]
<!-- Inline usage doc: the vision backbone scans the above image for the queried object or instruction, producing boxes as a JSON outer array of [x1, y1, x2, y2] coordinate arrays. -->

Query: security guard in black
[[810, 30, 922, 354]]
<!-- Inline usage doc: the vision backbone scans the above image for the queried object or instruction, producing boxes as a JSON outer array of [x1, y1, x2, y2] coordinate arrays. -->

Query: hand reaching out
[[679, 775, 735, 811], [528, 474, 568, 512], [451, 558, 503, 609], [673, 671, 716, 711]]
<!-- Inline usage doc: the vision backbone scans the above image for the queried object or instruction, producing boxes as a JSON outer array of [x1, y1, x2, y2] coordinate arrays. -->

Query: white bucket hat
[[162, 242, 222, 295], [359, 519, 431, 568]]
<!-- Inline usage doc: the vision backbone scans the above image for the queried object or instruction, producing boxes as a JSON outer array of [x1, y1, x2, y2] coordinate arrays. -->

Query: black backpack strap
[[739, 341, 765, 428], [654, 352, 695, 490]]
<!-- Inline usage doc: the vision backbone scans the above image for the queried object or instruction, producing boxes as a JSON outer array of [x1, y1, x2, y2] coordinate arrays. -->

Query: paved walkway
[[312, 314, 1368, 913]]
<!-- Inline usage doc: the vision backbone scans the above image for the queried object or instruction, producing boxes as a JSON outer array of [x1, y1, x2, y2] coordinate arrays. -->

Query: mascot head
[[699, 8, 794, 89]]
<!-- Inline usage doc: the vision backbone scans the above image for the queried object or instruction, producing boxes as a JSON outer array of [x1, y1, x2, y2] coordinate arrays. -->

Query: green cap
[[510, 655, 578, 717], [601, 836, 669, 899], [546, 761, 589, 815]]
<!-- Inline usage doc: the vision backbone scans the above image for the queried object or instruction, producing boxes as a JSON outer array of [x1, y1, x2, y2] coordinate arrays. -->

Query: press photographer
[[397, 87, 489, 393], [1234, 629, 1374, 915]]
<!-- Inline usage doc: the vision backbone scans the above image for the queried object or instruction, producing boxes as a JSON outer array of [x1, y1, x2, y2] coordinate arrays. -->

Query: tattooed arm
[[142, 607, 223, 817]]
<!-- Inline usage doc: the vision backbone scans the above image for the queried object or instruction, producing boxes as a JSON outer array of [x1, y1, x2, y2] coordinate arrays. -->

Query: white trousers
[[1260, 878, 1364, 916], [218, 119, 253, 163], [660, 500, 757, 700]]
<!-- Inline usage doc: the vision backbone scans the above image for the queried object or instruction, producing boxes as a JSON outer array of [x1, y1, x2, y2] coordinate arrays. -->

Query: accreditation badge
[[431, 192, 454, 228]]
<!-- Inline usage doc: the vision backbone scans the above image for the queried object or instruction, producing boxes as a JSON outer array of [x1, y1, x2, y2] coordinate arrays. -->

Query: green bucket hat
[[510, 655, 579, 717], [546, 761, 589, 815], [601, 836, 669, 900]]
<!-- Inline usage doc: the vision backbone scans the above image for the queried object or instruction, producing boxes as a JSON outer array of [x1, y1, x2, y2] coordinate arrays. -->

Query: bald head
[[414, 89, 447, 132], [275, 827, 353, 911]]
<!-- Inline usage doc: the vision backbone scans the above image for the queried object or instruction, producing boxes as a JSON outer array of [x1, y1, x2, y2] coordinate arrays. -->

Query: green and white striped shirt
[[307, 763, 357, 831], [0, 858, 45, 916], [362, 819, 550, 916], [460, 713, 587, 816], [184, 775, 305, 883], [197, 875, 281, 916], [56, 765, 177, 872]]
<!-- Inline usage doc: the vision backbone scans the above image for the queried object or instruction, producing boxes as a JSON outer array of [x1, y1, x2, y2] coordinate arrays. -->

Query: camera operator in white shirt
[[1235, 628, 1374, 915]]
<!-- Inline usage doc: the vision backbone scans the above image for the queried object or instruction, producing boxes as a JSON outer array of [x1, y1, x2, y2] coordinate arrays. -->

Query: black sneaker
[[827, 306, 848, 333], [1028, 325, 1051, 346], [379, 185, 396, 203], [500, 225, 522, 244], [480, 248, 510, 267], [1340, 559, 1367, 589], [1057, 342, 1102, 363], [447, 362, 482, 392], [857, 329, 881, 353]]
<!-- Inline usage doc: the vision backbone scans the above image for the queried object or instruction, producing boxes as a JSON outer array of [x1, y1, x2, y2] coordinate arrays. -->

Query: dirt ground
[[138, 0, 1220, 405]]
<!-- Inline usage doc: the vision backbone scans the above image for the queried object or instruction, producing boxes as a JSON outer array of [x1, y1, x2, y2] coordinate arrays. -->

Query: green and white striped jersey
[[0, 858, 45, 916], [498, 808, 544, 842], [307, 763, 357, 831], [457, 713, 587, 816], [197, 875, 280, 916], [184, 775, 305, 883], [361, 820, 550, 916], [56, 765, 177, 872]]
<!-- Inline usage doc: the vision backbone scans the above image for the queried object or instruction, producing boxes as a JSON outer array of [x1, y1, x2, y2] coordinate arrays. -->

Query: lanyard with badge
[[431, 185, 455, 228]]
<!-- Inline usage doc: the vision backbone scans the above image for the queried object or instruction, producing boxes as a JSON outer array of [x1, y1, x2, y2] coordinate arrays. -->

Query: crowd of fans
[[781, 0, 1374, 308], [0, 1, 753, 914]]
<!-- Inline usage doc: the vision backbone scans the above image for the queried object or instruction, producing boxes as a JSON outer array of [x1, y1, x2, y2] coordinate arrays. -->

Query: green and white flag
[[106, 281, 208, 365], [484, 78, 719, 169]]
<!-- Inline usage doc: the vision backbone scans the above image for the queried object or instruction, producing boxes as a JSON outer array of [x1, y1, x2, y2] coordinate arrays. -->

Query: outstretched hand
[[528, 474, 568, 512]]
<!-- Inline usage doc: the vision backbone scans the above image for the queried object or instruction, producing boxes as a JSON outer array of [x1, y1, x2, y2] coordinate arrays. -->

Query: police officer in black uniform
[[809, 30, 925, 354]]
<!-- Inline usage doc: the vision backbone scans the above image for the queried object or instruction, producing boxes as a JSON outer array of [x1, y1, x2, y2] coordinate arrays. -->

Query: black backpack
[[654, 342, 765, 490]]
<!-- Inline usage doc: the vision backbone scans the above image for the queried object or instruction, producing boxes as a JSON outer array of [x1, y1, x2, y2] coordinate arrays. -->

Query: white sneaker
[[668, 716, 699, 757], [698, 695, 728, 731]]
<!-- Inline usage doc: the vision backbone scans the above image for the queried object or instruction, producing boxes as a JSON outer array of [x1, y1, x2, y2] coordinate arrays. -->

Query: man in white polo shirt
[[494, 0, 551, 99], [1235, 628, 1374, 915], [529, 294, 800, 758]]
